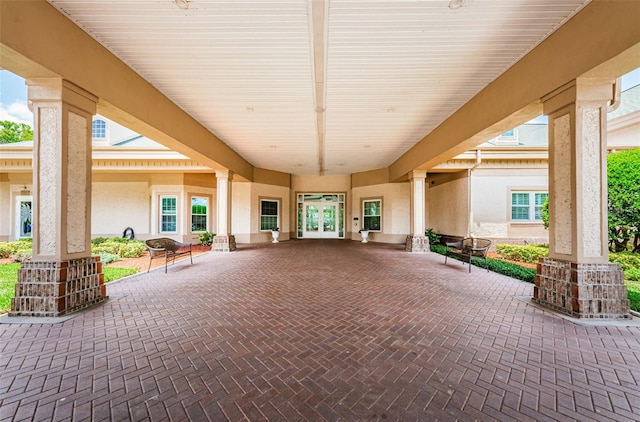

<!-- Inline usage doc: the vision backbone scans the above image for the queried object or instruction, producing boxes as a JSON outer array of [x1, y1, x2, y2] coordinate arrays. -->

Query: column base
[[534, 258, 631, 319], [213, 235, 236, 252], [10, 256, 107, 317], [405, 235, 430, 253]]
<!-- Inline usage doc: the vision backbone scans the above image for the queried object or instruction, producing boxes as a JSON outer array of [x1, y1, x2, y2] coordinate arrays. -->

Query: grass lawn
[[0, 264, 137, 314], [627, 280, 640, 313]]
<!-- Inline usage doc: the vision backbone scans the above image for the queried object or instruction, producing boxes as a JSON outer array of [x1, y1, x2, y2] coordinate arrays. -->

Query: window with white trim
[[496, 128, 518, 145], [362, 199, 382, 231], [260, 199, 279, 231], [160, 195, 178, 232], [92, 119, 106, 139], [191, 197, 208, 232], [511, 192, 548, 222]]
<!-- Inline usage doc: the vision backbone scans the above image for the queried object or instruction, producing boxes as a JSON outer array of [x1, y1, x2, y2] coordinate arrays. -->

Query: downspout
[[467, 149, 482, 238]]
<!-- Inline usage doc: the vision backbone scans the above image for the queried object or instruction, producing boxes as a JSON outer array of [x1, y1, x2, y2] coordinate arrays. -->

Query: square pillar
[[213, 169, 236, 252], [406, 171, 430, 253], [536, 78, 630, 319], [10, 79, 107, 317]]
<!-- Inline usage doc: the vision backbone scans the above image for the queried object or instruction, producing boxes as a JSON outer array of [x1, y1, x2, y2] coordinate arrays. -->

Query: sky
[[1, 68, 640, 126]]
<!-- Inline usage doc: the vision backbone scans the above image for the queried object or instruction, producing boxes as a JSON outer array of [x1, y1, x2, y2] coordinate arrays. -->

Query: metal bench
[[444, 237, 492, 272], [144, 238, 193, 273]]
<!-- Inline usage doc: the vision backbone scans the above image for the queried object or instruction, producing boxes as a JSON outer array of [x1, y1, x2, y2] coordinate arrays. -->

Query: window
[[496, 128, 518, 145], [160, 196, 177, 232], [191, 197, 208, 232], [92, 119, 106, 139], [511, 192, 548, 221], [362, 199, 382, 231], [260, 199, 279, 231]]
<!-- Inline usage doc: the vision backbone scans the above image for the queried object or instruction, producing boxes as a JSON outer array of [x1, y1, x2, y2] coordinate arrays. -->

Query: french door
[[297, 193, 344, 239]]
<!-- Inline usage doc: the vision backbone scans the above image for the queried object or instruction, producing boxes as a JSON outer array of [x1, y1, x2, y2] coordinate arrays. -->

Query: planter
[[360, 230, 370, 243], [271, 230, 280, 243]]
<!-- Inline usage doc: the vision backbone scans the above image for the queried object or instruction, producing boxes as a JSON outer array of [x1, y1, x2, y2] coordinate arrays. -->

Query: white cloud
[[0, 101, 33, 125]]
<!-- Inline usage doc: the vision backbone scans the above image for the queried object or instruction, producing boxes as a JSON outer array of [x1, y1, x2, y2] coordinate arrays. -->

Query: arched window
[[92, 119, 106, 139]]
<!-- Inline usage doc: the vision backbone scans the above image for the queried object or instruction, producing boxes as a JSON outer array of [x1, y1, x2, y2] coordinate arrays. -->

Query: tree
[[608, 148, 640, 253], [0, 120, 33, 144], [541, 196, 549, 229]]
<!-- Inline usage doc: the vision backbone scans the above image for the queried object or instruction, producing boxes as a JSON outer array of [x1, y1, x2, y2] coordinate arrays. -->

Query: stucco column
[[405, 170, 429, 253], [10, 78, 106, 317], [213, 169, 236, 252], [535, 78, 629, 319]]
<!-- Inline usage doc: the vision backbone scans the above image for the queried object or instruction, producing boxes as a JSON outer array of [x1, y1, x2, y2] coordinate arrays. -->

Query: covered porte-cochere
[[0, 0, 639, 321]]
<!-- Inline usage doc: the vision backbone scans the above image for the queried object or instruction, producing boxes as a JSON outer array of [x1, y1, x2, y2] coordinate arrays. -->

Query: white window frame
[[362, 198, 382, 232], [190, 196, 209, 233], [92, 119, 107, 139], [260, 198, 280, 232], [496, 128, 518, 145], [511, 191, 548, 222], [160, 195, 178, 233]]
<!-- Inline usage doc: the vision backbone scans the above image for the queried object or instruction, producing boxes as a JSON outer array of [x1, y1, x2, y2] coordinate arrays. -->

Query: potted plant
[[271, 227, 280, 243], [358, 227, 370, 243]]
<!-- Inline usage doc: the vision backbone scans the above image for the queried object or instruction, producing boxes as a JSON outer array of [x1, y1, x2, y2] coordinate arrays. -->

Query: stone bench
[[145, 238, 193, 273]]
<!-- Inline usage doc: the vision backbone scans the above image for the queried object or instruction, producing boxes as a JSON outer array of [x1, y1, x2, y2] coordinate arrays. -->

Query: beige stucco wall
[[231, 182, 252, 243], [428, 173, 469, 238], [608, 111, 640, 149], [291, 175, 352, 239], [92, 181, 150, 238], [470, 168, 548, 242], [0, 179, 10, 241], [351, 182, 410, 244]]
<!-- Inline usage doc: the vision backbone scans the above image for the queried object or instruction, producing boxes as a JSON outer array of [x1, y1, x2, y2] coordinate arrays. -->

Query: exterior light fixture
[[174, 0, 189, 10], [449, 0, 465, 9]]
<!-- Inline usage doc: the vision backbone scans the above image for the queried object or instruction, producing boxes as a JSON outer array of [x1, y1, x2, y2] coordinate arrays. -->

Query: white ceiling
[[48, 0, 590, 176]]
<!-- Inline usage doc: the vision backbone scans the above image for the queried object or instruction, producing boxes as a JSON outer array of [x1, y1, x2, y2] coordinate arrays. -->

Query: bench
[[145, 238, 193, 273], [444, 237, 492, 273]]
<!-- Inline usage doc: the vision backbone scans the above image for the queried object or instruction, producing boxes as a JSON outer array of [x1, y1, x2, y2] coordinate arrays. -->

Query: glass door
[[15, 196, 33, 239], [303, 203, 339, 238], [298, 193, 345, 239]]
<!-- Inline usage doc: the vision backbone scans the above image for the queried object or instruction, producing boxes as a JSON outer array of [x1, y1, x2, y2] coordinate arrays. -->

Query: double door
[[303, 202, 339, 239]]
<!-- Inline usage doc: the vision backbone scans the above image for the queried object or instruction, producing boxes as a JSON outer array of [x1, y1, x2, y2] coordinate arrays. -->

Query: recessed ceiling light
[[449, 0, 465, 10], [174, 0, 189, 10], [245, 106, 254, 112], [364, 145, 372, 149]]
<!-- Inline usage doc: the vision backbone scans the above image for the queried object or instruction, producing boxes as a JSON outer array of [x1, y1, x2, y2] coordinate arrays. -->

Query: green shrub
[[117, 242, 145, 258], [625, 268, 640, 282], [626, 280, 640, 313], [431, 244, 536, 283], [0, 242, 19, 258], [91, 243, 120, 255], [496, 244, 549, 264], [425, 228, 441, 246], [91, 237, 109, 245], [609, 252, 640, 272], [199, 231, 216, 246], [97, 253, 120, 265]]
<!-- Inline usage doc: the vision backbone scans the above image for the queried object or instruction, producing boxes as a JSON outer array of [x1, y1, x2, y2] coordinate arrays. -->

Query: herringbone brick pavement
[[1, 240, 639, 421]]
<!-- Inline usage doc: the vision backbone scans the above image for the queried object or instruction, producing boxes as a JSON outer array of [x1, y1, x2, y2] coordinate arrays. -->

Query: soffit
[[48, 0, 590, 176]]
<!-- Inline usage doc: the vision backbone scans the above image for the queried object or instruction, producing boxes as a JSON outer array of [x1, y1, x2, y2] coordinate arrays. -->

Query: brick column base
[[405, 235, 430, 253], [213, 235, 236, 252], [10, 256, 107, 317], [534, 257, 631, 319]]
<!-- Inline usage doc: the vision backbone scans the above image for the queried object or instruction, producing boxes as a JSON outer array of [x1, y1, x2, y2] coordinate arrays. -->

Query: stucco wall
[[231, 182, 251, 243], [0, 180, 9, 241], [428, 174, 469, 237], [291, 175, 353, 239], [351, 182, 410, 244], [92, 182, 150, 238]]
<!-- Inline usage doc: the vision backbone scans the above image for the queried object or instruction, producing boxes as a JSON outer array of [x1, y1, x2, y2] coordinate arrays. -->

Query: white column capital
[[27, 78, 98, 115], [408, 170, 427, 181], [215, 169, 234, 181]]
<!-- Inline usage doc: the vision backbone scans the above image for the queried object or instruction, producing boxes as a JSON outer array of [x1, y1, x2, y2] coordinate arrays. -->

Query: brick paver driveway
[[1, 240, 639, 421]]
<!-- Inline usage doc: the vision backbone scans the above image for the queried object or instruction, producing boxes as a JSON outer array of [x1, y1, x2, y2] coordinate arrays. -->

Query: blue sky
[[1, 68, 640, 126]]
